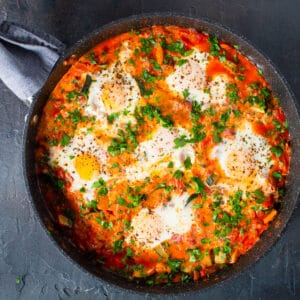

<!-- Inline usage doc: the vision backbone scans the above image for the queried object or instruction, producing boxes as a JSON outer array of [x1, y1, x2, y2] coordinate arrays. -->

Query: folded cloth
[[0, 21, 65, 104]]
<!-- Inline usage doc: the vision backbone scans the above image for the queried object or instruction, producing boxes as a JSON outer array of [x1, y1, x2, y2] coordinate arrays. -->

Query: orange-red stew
[[36, 26, 290, 285]]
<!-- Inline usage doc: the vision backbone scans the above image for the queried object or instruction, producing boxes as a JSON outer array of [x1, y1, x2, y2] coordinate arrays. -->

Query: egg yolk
[[102, 80, 126, 112], [74, 154, 100, 180], [226, 149, 255, 178]]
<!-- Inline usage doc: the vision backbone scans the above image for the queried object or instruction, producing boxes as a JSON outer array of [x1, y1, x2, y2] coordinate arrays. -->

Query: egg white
[[86, 63, 140, 116], [209, 74, 229, 106], [125, 126, 195, 181], [49, 124, 196, 201], [49, 130, 109, 202], [84, 46, 140, 136], [166, 49, 208, 102], [210, 122, 272, 192], [166, 49, 231, 109], [126, 192, 195, 249]]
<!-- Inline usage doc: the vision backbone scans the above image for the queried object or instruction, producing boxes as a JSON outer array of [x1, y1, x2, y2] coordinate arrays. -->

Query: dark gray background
[[0, 0, 299, 299]]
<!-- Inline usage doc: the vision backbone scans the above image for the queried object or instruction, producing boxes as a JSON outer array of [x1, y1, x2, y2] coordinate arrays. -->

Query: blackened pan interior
[[23, 13, 300, 295]]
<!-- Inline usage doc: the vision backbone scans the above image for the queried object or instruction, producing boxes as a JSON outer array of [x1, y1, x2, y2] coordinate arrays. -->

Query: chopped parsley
[[191, 124, 206, 142], [107, 138, 128, 156], [272, 119, 287, 133], [250, 189, 265, 204], [174, 105, 206, 148], [233, 109, 241, 117], [60, 133, 71, 146], [168, 161, 174, 168], [184, 156, 192, 169], [92, 178, 108, 195], [270, 146, 283, 157], [250, 82, 260, 89], [191, 177, 205, 195], [140, 37, 157, 54], [95, 217, 113, 230], [53, 177, 64, 191], [149, 58, 162, 71], [135, 77, 154, 98], [68, 109, 82, 124], [156, 182, 167, 189], [163, 53, 174, 65], [114, 48, 120, 57], [176, 59, 188, 66], [272, 171, 282, 179], [191, 100, 202, 123], [208, 35, 221, 57], [237, 75, 245, 81], [226, 83, 240, 103], [142, 69, 157, 83], [107, 123, 138, 156], [212, 109, 231, 143], [163, 40, 186, 55], [186, 248, 203, 262], [261, 87, 271, 98], [140, 105, 173, 128], [182, 89, 190, 99], [174, 135, 190, 148], [117, 197, 126, 206], [107, 112, 120, 124], [66, 91, 76, 100], [63, 208, 75, 225], [173, 127, 206, 148], [167, 258, 182, 271], [223, 243, 232, 254], [228, 190, 245, 224], [85, 52, 97, 64], [87, 200, 98, 210], [111, 162, 119, 168], [127, 191, 146, 208], [125, 247, 134, 257], [244, 95, 265, 110], [173, 170, 184, 179], [193, 203, 203, 209], [201, 238, 211, 244], [155, 183, 173, 194], [245, 86, 271, 111], [127, 58, 135, 66], [46, 137, 58, 146], [117, 193, 146, 208]]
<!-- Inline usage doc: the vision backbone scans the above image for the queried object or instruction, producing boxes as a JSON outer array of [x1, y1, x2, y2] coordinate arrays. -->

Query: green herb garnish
[[81, 74, 92, 97], [272, 171, 282, 179], [60, 133, 71, 146], [173, 170, 184, 179], [107, 112, 120, 124], [140, 37, 157, 54], [184, 156, 192, 169]]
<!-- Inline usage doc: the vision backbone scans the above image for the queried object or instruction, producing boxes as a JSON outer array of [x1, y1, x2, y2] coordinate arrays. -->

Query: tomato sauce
[[35, 26, 290, 285]]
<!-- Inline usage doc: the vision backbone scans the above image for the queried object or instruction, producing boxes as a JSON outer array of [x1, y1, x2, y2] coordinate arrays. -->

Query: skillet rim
[[22, 12, 300, 296]]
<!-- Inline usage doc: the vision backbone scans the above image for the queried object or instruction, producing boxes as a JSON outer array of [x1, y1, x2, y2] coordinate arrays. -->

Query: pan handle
[[0, 21, 65, 107]]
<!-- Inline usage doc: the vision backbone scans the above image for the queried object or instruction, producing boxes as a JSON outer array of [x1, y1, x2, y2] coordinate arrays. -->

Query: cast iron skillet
[[23, 13, 300, 295]]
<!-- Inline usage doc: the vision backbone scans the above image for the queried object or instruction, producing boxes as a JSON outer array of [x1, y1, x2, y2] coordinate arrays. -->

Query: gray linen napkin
[[0, 21, 65, 105]]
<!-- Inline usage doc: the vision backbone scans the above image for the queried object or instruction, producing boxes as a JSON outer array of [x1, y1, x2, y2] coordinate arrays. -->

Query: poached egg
[[126, 192, 195, 249], [210, 122, 272, 192]]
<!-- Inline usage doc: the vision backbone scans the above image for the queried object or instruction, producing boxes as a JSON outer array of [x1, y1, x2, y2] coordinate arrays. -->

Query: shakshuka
[[35, 26, 290, 285]]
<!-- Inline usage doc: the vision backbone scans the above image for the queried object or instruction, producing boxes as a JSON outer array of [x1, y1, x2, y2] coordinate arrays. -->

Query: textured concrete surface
[[0, 0, 299, 299]]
